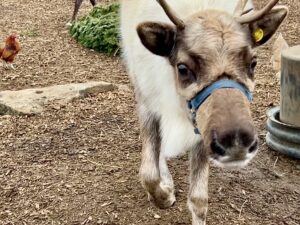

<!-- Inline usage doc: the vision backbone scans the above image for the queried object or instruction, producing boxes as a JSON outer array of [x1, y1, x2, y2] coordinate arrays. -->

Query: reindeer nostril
[[249, 140, 258, 153], [210, 140, 226, 156]]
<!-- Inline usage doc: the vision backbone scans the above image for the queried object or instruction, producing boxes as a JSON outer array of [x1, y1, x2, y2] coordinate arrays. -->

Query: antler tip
[[156, 0, 185, 29], [236, 0, 281, 24]]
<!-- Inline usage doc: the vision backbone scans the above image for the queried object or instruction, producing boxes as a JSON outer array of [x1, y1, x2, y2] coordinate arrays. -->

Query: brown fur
[[197, 89, 253, 148], [188, 142, 209, 222], [167, 11, 258, 155], [71, 0, 96, 22], [139, 111, 176, 209], [134, 2, 288, 224], [171, 10, 256, 99]]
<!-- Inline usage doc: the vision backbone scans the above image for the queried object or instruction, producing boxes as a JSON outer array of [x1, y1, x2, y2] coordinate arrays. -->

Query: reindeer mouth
[[210, 152, 257, 169], [209, 134, 259, 169]]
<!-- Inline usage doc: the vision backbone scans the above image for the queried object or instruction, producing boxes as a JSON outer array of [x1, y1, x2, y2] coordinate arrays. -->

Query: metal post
[[280, 45, 300, 127]]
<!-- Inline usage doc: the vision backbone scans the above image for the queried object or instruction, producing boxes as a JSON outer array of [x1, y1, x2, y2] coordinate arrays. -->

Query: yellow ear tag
[[253, 28, 264, 43]]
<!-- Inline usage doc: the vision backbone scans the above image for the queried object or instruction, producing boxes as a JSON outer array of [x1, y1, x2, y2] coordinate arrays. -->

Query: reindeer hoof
[[66, 21, 73, 27], [147, 184, 176, 209]]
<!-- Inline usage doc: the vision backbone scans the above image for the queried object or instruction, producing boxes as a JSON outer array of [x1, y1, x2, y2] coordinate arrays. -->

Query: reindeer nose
[[210, 127, 258, 156]]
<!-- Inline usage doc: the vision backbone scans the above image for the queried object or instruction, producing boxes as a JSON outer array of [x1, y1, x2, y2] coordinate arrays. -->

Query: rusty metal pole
[[280, 45, 300, 127]]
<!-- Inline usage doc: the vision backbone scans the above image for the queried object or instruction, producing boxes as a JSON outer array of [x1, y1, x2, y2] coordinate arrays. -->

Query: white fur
[[188, 164, 209, 225], [120, 0, 253, 158]]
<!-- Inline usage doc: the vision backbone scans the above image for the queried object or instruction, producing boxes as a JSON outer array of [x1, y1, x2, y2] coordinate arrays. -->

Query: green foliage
[[20, 29, 39, 37], [70, 3, 120, 56]]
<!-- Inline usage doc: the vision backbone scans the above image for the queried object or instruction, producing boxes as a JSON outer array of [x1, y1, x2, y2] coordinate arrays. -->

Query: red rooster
[[0, 33, 21, 70]]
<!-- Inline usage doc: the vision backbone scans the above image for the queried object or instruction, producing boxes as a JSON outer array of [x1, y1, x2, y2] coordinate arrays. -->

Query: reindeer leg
[[159, 153, 174, 197], [90, 0, 96, 6], [71, 0, 84, 22], [139, 107, 175, 209], [188, 141, 209, 225]]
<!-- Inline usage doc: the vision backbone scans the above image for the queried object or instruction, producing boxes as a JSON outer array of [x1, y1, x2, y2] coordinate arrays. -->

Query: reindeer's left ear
[[248, 7, 288, 47]]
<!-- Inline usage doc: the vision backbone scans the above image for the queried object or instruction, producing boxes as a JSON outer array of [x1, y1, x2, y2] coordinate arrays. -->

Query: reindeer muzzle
[[187, 80, 253, 134]]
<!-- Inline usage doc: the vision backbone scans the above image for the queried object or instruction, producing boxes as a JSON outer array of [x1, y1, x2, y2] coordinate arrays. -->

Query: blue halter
[[187, 80, 253, 134]]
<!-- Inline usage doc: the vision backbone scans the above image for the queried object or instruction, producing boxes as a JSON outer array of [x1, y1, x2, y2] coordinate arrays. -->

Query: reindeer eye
[[177, 63, 188, 74], [177, 63, 196, 82]]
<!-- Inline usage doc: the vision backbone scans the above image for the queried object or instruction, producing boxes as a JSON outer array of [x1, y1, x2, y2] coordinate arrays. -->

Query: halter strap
[[187, 80, 253, 134]]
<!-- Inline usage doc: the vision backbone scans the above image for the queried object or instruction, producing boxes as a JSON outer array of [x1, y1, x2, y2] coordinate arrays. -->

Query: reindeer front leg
[[90, 0, 96, 6], [71, 0, 84, 22], [139, 108, 175, 209], [188, 141, 209, 225]]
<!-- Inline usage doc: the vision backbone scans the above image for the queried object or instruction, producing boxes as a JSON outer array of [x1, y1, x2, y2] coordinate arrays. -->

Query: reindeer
[[70, 0, 97, 23], [120, 0, 288, 224]]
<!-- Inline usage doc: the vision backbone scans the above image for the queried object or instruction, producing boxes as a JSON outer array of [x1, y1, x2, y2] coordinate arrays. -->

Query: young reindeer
[[70, 0, 97, 23], [120, 0, 288, 224]]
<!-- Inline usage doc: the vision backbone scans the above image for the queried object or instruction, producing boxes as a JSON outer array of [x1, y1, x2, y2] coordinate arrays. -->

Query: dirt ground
[[0, 0, 299, 225]]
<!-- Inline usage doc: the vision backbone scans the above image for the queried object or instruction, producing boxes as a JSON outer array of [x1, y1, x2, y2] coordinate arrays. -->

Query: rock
[[117, 84, 132, 93], [154, 214, 161, 219], [0, 81, 117, 115]]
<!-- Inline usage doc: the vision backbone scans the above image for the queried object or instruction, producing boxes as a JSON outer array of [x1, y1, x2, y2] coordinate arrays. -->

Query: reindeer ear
[[137, 22, 176, 56], [248, 7, 288, 47]]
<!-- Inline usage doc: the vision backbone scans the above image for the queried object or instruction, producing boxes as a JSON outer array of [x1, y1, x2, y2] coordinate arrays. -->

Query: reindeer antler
[[235, 0, 279, 24], [157, 0, 185, 29], [234, 0, 248, 17]]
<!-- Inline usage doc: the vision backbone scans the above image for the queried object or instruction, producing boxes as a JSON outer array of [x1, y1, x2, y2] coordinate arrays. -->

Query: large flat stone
[[0, 81, 117, 115]]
